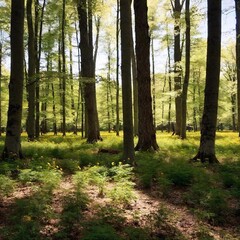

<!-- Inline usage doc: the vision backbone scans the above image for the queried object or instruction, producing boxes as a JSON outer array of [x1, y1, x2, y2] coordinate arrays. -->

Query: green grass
[[0, 131, 240, 238]]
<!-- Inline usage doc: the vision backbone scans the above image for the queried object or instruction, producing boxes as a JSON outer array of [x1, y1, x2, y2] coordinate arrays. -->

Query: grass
[[0, 131, 240, 238]]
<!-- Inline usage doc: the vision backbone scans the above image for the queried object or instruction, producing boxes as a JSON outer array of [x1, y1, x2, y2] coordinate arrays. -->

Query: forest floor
[[0, 131, 240, 239], [0, 174, 239, 240]]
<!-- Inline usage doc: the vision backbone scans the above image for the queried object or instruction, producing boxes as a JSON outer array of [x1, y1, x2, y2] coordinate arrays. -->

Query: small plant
[[0, 174, 15, 198], [107, 163, 136, 206]]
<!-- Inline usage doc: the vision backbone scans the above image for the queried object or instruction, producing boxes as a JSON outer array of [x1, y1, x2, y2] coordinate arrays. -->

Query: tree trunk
[[192, 0, 221, 164], [134, 0, 159, 151], [235, 0, 240, 136], [116, 0, 120, 136], [35, 0, 46, 138], [172, 0, 184, 136], [0, 42, 2, 136], [120, 0, 135, 162], [78, 0, 101, 143], [2, 0, 24, 159], [151, 36, 156, 129], [61, 0, 66, 136], [180, 0, 190, 139], [26, 0, 36, 141]]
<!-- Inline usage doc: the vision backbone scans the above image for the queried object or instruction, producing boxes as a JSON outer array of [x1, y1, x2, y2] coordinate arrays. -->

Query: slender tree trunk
[[0, 42, 2, 136], [61, 0, 66, 136], [192, 0, 221, 164], [180, 0, 190, 139], [134, 0, 159, 151], [69, 34, 76, 134], [235, 0, 240, 136], [120, 0, 135, 162], [192, 71, 197, 131], [116, 0, 120, 136], [151, 36, 156, 128], [35, 0, 46, 138], [2, 0, 24, 159], [26, 0, 36, 141], [172, 0, 184, 136], [51, 83, 57, 135]]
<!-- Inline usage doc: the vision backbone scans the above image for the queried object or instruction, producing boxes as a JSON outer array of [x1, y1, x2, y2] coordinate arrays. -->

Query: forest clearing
[[0, 131, 240, 240]]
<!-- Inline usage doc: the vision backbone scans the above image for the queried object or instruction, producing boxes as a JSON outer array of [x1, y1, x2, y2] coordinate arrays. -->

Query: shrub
[[0, 174, 15, 197]]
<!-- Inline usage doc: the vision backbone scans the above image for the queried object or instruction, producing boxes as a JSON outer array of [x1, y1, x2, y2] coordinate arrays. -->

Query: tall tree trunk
[[0, 42, 2, 136], [171, 0, 184, 136], [151, 36, 156, 129], [61, 0, 66, 136], [51, 83, 57, 135], [2, 0, 24, 159], [235, 0, 240, 136], [26, 0, 36, 141], [192, 71, 197, 131], [192, 0, 221, 164], [134, 0, 159, 151], [120, 0, 135, 162], [69, 34, 76, 134], [116, 0, 120, 136], [180, 0, 190, 139], [35, 0, 46, 138], [77, 0, 101, 143]]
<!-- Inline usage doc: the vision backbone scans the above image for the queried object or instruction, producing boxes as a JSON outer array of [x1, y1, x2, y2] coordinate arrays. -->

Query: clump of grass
[[107, 163, 136, 206], [0, 174, 15, 198]]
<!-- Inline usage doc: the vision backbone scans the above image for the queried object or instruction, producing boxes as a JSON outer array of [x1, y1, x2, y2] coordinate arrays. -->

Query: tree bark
[[180, 0, 190, 139], [134, 0, 159, 151], [120, 0, 135, 162], [26, 0, 36, 141], [78, 0, 101, 143], [192, 0, 221, 164], [0, 42, 2, 136], [2, 0, 24, 159], [235, 0, 240, 136]]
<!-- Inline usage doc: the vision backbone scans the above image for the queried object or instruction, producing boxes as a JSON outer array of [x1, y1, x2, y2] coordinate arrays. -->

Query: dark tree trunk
[[35, 0, 46, 138], [120, 0, 135, 162], [26, 0, 36, 141], [0, 42, 2, 136], [192, 0, 221, 164], [235, 0, 240, 135], [78, 0, 101, 143], [171, 0, 184, 136], [61, 0, 66, 136], [134, 0, 159, 151], [180, 0, 190, 139], [2, 0, 24, 159], [116, 0, 120, 136]]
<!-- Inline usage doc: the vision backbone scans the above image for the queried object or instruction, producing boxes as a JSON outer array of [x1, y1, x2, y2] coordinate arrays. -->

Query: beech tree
[[2, 0, 25, 159], [120, 0, 134, 162], [134, 0, 158, 151], [192, 0, 221, 163], [235, 0, 240, 135], [77, 0, 101, 143]]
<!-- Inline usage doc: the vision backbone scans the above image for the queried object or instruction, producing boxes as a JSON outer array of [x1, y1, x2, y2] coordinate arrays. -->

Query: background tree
[[134, 0, 158, 151], [180, 0, 190, 139], [192, 0, 221, 163], [120, 0, 134, 162], [26, 0, 36, 141], [2, 0, 25, 159]]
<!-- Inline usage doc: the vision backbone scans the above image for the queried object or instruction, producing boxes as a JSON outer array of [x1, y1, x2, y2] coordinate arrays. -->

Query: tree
[[134, 0, 159, 151], [180, 0, 190, 139], [171, 0, 185, 136], [236, 0, 240, 136], [191, 0, 221, 163], [2, 0, 25, 159], [77, 0, 101, 143], [120, 0, 134, 162], [26, 0, 36, 141]]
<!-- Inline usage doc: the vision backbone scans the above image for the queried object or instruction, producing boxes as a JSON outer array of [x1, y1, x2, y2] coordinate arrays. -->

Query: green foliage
[[0, 174, 15, 198], [107, 163, 136, 206], [81, 223, 122, 240]]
